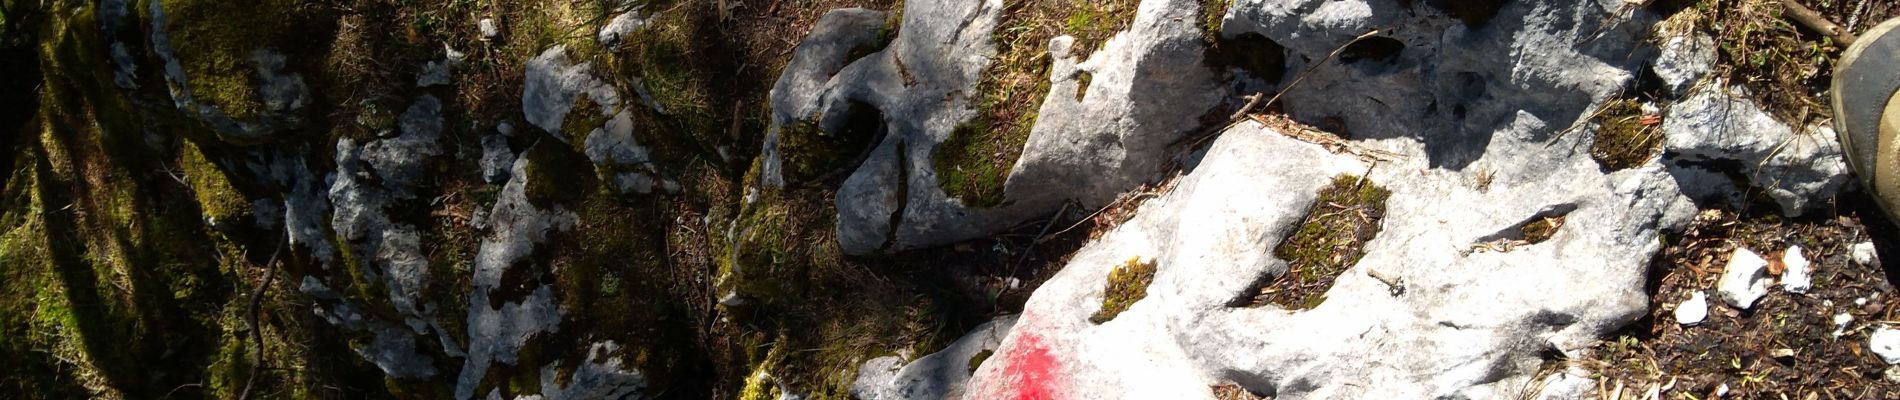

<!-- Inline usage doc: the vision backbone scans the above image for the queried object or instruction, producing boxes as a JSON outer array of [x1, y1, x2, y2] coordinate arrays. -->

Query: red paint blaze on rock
[[1003, 332, 1062, 400]]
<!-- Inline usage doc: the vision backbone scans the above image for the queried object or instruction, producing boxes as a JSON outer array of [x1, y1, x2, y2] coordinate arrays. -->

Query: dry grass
[[1660, 0, 1900, 125]]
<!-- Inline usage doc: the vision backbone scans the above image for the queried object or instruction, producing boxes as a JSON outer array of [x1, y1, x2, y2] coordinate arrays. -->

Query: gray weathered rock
[[454, 155, 578, 400], [1654, 31, 1715, 97], [324, 95, 448, 376], [759, 8, 889, 189], [817, 0, 1223, 255], [419, 60, 452, 87], [929, 1, 1721, 397], [1663, 83, 1851, 215], [598, 10, 650, 49], [481, 132, 516, 184], [148, 0, 312, 142], [851, 316, 1018, 400], [962, 119, 1695, 398], [523, 46, 623, 137]]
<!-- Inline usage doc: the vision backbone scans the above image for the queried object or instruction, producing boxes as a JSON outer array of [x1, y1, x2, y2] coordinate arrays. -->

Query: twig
[[1230, 92, 1264, 121], [1011, 201, 1074, 273], [238, 239, 285, 400], [1039, 193, 1158, 244], [1781, 0, 1858, 47], [1263, 29, 1385, 110]]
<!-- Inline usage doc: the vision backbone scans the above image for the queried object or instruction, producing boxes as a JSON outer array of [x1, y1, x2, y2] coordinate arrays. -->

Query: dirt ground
[[1586, 195, 1900, 399]]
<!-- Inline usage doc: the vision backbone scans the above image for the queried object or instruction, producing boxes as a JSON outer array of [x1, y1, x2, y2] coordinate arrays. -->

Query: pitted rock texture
[[770, 0, 1222, 255], [961, 120, 1693, 399]]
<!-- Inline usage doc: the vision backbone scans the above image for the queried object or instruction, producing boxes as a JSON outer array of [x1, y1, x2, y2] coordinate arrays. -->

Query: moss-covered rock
[[159, 0, 310, 120]]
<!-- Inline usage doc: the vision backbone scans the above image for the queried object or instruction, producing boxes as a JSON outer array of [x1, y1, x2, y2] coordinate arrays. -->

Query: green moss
[[560, 93, 611, 147], [1200, 0, 1232, 43], [1522, 215, 1566, 245], [610, 6, 722, 161], [934, 0, 1136, 207], [777, 121, 846, 184], [159, 0, 304, 119], [1090, 256, 1157, 324], [1246, 175, 1389, 310], [967, 349, 995, 373], [180, 141, 250, 224], [1589, 99, 1662, 171], [737, 369, 783, 400], [1061, 0, 1139, 55], [522, 139, 600, 210]]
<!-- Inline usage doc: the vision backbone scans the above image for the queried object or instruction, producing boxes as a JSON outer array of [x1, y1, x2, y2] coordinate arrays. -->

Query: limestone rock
[[963, 117, 1693, 398], [1675, 292, 1708, 326], [1874, 328, 1900, 365], [1717, 248, 1771, 310], [1782, 245, 1813, 294], [1653, 32, 1715, 97], [1856, 241, 1880, 266], [851, 316, 1018, 400], [453, 155, 580, 400], [481, 132, 516, 184], [816, 0, 1222, 255], [1663, 84, 1850, 216], [480, 18, 501, 41], [598, 10, 650, 49], [523, 46, 623, 137], [147, 0, 311, 142]]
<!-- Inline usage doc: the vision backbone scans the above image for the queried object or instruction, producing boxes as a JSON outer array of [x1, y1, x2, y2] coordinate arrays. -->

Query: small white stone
[[1859, 297, 1871, 307], [1855, 241, 1880, 266], [479, 18, 500, 41], [1835, 313, 1856, 338], [1871, 327, 1900, 364], [1781, 245, 1812, 294], [1717, 248, 1772, 309], [1715, 383, 1730, 397], [1674, 292, 1708, 325]]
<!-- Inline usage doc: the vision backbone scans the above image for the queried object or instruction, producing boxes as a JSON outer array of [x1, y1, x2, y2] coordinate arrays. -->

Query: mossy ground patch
[[1235, 174, 1389, 309]]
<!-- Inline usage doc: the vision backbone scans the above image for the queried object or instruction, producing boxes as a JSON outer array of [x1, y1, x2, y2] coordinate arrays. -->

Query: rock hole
[[1588, 99, 1663, 172], [1091, 256, 1158, 324], [1642, 0, 1697, 19], [1338, 36, 1405, 65], [1425, 0, 1509, 29], [1472, 204, 1576, 251], [1207, 32, 1288, 83], [1212, 383, 1270, 400], [490, 258, 551, 309], [784, 101, 887, 185], [967, 349, 994, 374], [1075, 70, 1094, 101], [1228, 174, 1390, 309]]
